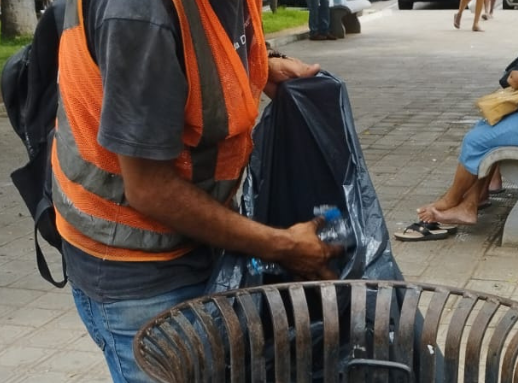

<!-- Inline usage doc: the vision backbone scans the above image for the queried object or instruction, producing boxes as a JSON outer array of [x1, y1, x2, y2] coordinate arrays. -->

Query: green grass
[[0, 8, 309, 68], [0, 36, 32, 72], [0, 8, 309, 69], [0, 6, 309, 67], [262, 6, 309, 34]]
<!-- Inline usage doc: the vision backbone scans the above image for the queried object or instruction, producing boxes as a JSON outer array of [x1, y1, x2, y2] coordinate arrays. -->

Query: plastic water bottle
[[246, 205, 348, 276], [314, 205, 349, 246], [315, 205, 350, 277], [246, 257, 284, 276]]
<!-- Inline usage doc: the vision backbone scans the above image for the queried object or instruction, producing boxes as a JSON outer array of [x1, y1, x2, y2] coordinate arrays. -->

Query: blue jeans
[[306, 0, 330, 36], [459, 112, 518, 175], [71, 283, 206, 382]]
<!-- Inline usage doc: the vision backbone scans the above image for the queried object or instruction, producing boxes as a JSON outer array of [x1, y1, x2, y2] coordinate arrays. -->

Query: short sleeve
[[95, 18, 187, 161]]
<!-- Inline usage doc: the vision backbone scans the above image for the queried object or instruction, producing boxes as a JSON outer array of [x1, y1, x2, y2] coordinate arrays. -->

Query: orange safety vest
[[52, 0, 268, 261]]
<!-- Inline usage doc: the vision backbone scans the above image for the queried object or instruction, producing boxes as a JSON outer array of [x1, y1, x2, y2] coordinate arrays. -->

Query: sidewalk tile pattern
[[1, 9, 518, 381]]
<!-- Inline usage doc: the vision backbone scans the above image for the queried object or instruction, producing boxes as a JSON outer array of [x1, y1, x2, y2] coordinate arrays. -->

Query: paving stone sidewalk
[[1, 9, 518, 382]]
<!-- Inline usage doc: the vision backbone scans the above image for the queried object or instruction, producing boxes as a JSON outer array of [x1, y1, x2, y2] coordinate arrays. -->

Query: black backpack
[[500, 56, 518, 88], [2, 1, 67, 288]]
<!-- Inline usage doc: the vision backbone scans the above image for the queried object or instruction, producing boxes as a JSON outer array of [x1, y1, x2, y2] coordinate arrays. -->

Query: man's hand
[[119, 155, 340, 280], [271, 217, 342, 281], [264, 56, 320, 98], [508, 70, 518, 90]]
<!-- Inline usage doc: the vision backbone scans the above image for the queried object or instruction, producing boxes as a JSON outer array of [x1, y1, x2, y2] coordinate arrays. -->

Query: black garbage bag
[[206, 71, 402, 292], [245, 71, 401, 282], [203, 72, 426, 381]]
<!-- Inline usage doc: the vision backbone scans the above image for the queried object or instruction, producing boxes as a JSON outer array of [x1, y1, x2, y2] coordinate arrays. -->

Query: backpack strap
[[34, 197, 67, 288]]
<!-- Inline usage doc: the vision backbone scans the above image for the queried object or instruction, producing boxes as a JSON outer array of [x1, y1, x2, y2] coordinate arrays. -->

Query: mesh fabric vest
[[52, 0, 268, 261]]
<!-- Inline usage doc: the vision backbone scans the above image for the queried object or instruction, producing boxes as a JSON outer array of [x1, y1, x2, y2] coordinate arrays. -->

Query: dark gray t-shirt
[[64, 0, 251, 302]]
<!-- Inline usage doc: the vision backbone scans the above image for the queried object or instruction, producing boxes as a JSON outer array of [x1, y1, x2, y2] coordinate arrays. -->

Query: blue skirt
[[459, 111, 518, 175]]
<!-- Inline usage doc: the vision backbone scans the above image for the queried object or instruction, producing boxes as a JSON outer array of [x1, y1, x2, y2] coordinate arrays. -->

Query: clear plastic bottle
[[246, 206, 349, 276], [246, 257, 284, 276], [314, 206, 349, 246]]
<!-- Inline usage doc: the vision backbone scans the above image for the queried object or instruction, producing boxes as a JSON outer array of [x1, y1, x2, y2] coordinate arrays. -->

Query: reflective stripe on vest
[[53, 0, 268, 261], [172, 0, 268, 181]]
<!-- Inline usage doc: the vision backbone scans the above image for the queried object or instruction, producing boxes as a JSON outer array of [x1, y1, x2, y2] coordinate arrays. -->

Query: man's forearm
[[120, 155, 293, 261]]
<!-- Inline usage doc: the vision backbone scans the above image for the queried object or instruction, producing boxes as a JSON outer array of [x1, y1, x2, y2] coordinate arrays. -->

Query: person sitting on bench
[[417, 70, 518, 225]]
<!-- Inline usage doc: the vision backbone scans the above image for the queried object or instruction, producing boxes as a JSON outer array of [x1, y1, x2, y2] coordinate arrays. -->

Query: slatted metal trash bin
[[134, 280, 518, 382]]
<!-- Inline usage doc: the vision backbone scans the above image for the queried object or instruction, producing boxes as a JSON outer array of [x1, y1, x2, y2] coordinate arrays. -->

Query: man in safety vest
[[53, 0, 341, 381]]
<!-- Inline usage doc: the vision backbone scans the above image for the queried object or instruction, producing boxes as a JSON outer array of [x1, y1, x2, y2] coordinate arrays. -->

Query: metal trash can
[[134, 280, 518, 382]]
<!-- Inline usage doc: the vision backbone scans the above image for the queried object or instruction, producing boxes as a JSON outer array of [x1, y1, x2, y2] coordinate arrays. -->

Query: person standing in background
[[306, 0, 337, 40], [482, 0, 496, 20], [454, 0, 484, 32]]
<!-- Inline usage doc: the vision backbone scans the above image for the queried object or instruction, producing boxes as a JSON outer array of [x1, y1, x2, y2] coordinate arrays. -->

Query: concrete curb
[[266, 30, 310, 49], [265, 8, 390, 49]]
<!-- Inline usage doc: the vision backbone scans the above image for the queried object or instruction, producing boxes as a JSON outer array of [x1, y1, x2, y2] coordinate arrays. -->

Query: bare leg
[[417, 164, 478, 222], [455, 0, 471, 28], [431, 179, 485, 225], [472, 0, 485, 31], [482, 0, 490, 20], [478, 164, 496, 202], [478, 181, 491, 208], [488, 165, 502, 192]]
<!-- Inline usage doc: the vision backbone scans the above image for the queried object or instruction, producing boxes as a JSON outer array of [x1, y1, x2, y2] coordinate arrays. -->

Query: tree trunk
[[270, 0, 278, 13], [1, 0, 38, 40]]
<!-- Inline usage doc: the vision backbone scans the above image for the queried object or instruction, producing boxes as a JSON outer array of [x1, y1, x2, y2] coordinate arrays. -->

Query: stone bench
[[329, 0, 372, 38], [479, 146, 518, 246]]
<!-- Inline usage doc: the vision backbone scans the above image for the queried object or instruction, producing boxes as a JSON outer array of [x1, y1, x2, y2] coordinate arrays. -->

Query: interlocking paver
[[35, 350, 106, 375], [1, 7, 517, 381], [0, 346, 53, 369]]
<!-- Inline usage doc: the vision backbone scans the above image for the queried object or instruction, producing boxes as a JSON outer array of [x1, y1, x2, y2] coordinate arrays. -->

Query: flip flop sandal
[[489, 188, 506, 195], [421, 221, 458, 235], [394, 223, 449, 242], [478, 200, 492, 211]]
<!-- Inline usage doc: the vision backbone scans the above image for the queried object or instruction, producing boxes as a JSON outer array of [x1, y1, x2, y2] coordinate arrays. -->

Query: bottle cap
[[250, 258, 260, 271], [323, 207, 341, 221]]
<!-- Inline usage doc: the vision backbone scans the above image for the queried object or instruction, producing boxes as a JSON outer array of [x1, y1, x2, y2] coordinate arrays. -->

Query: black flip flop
[[394, 222, 449, 242], [421, 221, 458, 235], [489, 188, 506, 195]]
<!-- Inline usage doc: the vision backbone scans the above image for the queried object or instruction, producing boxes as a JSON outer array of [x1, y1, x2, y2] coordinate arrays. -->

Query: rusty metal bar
[[264, 287, 291, 383], [372, 285, 394, 383], [156, 316, 193, 383], [348, 282, 367, 382], [464, 300, 499, 383], [168, 312, 201, 382], [137, 339, 176, 383], [236, 292, 267, 383], [443, 295, 477, 383], [213, 296, 246, 383], [419, 289, 450, 382], [288, 284, 312, 383], [501, 321, 518, 383], [485, 308, 518, 383], [321, 282, 340, 383], [188, 301, 226, 382], [392, 285, 421, 383]]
